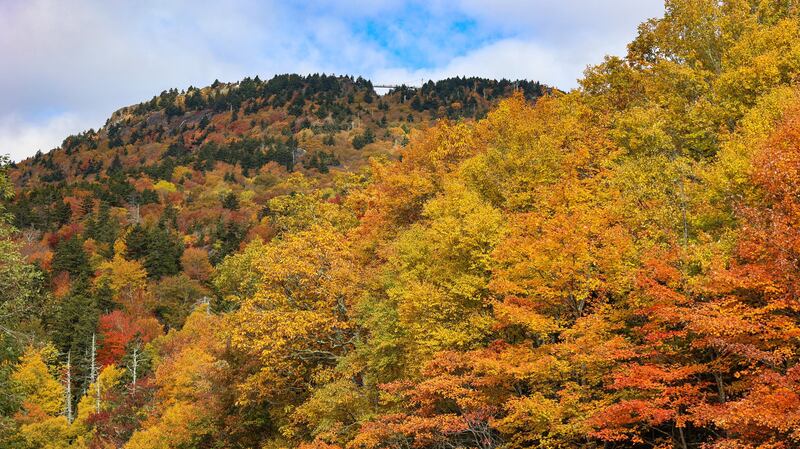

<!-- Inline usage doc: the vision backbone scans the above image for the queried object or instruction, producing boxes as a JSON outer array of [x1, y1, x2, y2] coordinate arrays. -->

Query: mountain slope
[[8, 2, 800, 447], [6, 75, 550, 266]]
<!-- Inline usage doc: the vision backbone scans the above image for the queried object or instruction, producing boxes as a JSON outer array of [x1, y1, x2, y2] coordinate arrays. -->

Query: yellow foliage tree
[[95, 247, 149, 312], [224, 224, 362, 433], [10, 346, 84, 449], [125, 310, 225, 449]]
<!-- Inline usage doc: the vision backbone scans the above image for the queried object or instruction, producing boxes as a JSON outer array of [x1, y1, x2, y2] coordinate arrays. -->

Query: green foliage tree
[[51, 235, 90, 279]]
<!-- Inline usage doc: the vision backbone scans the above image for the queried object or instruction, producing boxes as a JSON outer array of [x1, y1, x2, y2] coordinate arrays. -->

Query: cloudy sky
[[0, 0, 664, 161]]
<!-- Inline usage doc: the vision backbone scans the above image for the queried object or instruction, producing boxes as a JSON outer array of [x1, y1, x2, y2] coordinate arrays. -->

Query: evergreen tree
[[221, 192, 239, 211], [210, 220, 248, 264], [158, 204, 178, 230], [51, 200, 72, 227], [80, 196, 94, 216], [51, 235, 89, 279], [125, 224, 150, 261], [86, 202, 117, 252], [50, 280, 99, 407], [143, 226, 184, 279], [93, 278, 116, 314], [351, 128, 375, 149]]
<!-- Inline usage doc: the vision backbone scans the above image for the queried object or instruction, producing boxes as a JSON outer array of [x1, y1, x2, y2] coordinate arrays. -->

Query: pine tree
[[80, 196, 94, 216], [221, 192, 239, 211], [125, 224, 150, 261], [51, 200, 72, 227], [106, 154, 123, 175], [51, 235, 89, 279], [143, 226, 184, 279], [51, 283, 99, 408]]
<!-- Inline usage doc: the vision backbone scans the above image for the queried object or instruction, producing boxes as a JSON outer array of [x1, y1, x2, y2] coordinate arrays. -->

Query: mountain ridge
[[5, 73, 553, 273], [11, 74, 553, 188]]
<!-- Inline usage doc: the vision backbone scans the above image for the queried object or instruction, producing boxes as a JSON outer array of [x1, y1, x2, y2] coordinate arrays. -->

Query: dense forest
[[3, 1, 800, 448]]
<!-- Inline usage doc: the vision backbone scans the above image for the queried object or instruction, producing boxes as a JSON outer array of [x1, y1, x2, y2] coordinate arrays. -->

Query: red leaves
[[590, 109, 800, 446], [693, 107, 800, 449], [610, 363, 707, 391], [355, 350, 505, 449], [710, 367, 800, 447], [98, 311, 161, 366], [732, 108, 800, 312]]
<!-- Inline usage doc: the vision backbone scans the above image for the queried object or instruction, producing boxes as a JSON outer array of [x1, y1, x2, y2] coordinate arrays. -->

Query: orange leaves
[[610, 363, 707, 391], [10, 346, 64, 421], [97, 310, 161, 366], [401, 119, 478, 176], [126, 310, 227, 448], [491, 186, 634, 321], [671, 99, 800, 449], [354, 118, 481, 245], [709, 367, 800, 448], [485, 94, 635, 325], [592, 362, 710, 445], [351, 412, 473, 449], [179, 247, 213, 282], [352, 350, 500, 449], [492, 296, 561, 338], [728, 105, 800, 313]]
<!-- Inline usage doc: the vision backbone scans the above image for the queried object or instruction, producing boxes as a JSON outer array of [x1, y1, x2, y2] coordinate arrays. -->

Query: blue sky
[[0, 0, 664, 161]]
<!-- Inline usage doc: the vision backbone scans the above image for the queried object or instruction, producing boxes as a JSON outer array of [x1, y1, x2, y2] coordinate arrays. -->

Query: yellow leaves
[[17, 416, 75, 449], [225, 224, 361, 405], [356, 158, 436, 234], [11, 345, 64, 420], [494, 391, 595, 449], [95, 253, 148, 309], [289, 374, 371, 443], [125, 310, 225, 449], [157, 345, 216, 401], [125, 402, 210, 449], [74, 365, 125, 428], [716, 17, 800, 113], [97, 255, 147, 293], [263, 173, 357, 234], [492, 187, 635, 321], [417, 121, 475, 174], [152, 180, 177, 195], [609, 152, 709, 255], [8, 346, 87, 449], [266, 191, 355, 234], [171, 165, 193, 183], [492, 297, 561, 338], [386, 180, 505, 360], [180, 247, 213, 282], [463, 92, 616, 212], [610, 105, 674, 156], [708, 86, 800, 212], [113, 237, 127, 256], [355, 116, 488, 244], [391, 280, 491, 356]]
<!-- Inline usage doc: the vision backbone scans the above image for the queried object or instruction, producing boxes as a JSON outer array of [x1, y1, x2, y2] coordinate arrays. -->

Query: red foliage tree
[[98, 310, 162, 366]]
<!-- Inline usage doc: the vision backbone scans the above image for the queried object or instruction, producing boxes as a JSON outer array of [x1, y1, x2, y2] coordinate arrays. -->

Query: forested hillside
[[3, 1, 800, 448]]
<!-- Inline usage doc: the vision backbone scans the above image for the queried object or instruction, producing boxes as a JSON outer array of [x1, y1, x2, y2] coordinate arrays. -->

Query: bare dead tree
[[64, 351, 73, 423]]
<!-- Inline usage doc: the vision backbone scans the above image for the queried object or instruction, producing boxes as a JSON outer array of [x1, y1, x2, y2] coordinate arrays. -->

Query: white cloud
[[0, 113, 98, 162], [375, 39, 572, 88], [0, 0, 665, 161], [454, 0, 663, 39], [368, 0, 665, 89]]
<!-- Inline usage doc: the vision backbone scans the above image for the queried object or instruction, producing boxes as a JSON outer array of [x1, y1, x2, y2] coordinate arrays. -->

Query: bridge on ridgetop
[[373, 84, 419, 89]]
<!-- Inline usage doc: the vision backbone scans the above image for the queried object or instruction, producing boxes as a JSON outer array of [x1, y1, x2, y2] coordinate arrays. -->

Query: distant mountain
[[12, 74, 550, 188], [6, 74, 552, 265]]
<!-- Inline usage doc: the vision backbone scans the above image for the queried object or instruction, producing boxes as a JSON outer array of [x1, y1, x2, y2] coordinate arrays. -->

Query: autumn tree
[[224, 224, 362, 443]]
